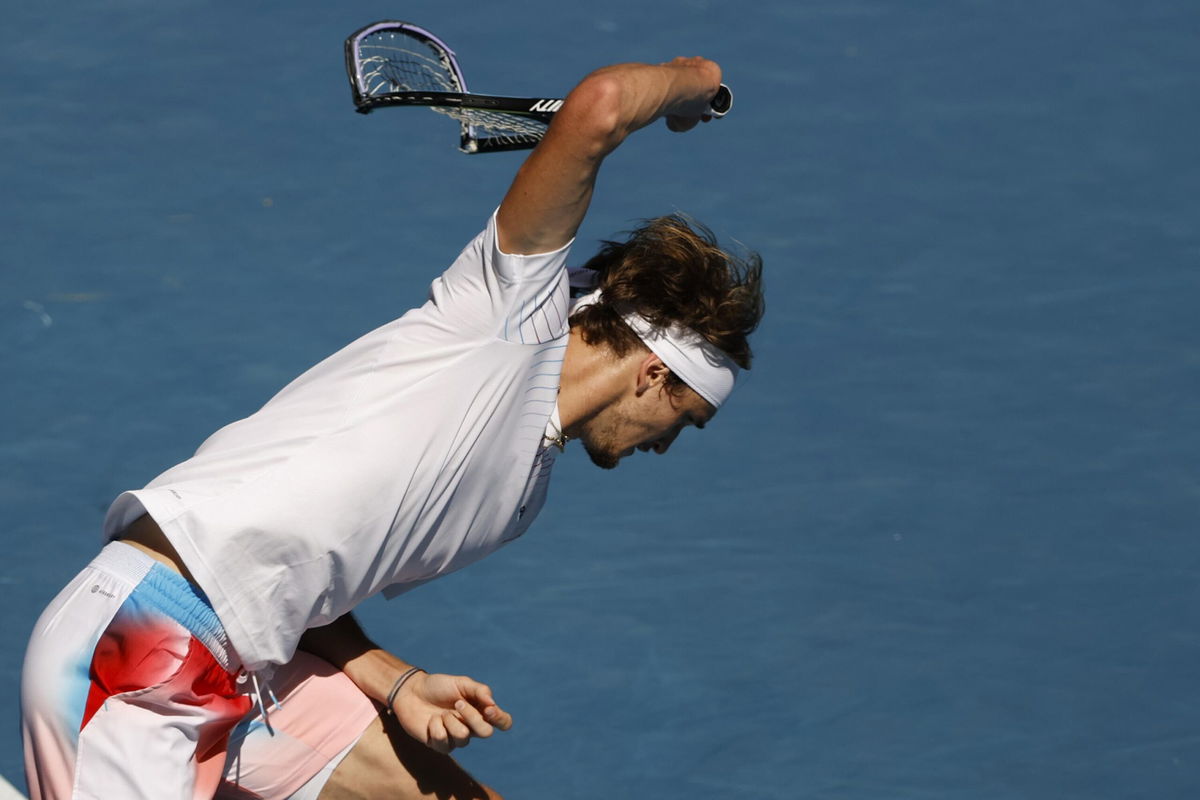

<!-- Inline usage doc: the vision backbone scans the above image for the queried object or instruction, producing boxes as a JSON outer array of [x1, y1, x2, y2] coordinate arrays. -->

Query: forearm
[[300, 613, 513, 752], [578, 57, 723, 152], [299, 613, 414, 704], [496, 56, 722, 254]]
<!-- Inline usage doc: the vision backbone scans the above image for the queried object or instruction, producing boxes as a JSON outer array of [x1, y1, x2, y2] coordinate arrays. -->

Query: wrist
[[384, 666, 425, 714]]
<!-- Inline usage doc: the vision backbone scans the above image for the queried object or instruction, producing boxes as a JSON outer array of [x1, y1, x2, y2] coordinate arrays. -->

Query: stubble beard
[[582, 436, 621, 470], [577, 414, 624, 470]]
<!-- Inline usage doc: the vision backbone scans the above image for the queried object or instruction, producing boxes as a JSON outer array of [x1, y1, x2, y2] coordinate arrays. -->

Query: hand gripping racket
[[344, 21, 733, 154]]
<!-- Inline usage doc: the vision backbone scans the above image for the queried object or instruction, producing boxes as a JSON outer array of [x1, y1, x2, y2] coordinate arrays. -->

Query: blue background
[[3, 1, 1198, 797]]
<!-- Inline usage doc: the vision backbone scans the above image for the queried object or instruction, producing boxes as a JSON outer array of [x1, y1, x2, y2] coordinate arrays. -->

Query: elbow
[[558, 72, 627, 157]]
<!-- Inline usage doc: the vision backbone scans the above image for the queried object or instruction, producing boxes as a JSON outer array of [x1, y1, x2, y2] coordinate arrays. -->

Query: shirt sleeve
[[422, 211, 574, 343]]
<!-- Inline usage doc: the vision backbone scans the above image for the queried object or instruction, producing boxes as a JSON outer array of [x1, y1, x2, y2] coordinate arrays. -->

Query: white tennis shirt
[[104, 213, 573, 670]]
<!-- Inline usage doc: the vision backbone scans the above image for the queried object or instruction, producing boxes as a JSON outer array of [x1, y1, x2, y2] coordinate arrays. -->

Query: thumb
[[457, 679, 513, 730]]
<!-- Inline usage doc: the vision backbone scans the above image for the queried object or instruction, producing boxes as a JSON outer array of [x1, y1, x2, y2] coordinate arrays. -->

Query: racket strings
[[357, 44, 461, 95], [449, 108, 548, 139], [355, 29, 549, 151]]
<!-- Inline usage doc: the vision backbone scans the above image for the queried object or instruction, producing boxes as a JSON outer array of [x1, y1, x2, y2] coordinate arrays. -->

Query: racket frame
[[345, 20, 558, 152], [344, 20, 732, 153]]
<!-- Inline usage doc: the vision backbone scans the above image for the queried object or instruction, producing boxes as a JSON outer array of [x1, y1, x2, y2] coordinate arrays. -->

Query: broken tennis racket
[[344, 21, 732, 154]]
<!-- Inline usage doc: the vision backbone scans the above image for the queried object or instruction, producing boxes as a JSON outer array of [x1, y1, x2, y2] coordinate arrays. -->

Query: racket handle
[[709, 84, 733, 118]]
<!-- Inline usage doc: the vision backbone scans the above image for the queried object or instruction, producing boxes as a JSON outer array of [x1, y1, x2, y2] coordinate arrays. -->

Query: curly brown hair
[[570, 214, 764, 391]]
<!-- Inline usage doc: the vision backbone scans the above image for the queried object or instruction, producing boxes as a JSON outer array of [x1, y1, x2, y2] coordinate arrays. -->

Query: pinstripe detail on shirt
[[505, 330, 566, 543], [502, 271, 569, 345]]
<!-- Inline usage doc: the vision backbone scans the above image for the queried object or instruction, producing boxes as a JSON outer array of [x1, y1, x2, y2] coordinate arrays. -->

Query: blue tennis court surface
[[3, 1, 1198, 797]]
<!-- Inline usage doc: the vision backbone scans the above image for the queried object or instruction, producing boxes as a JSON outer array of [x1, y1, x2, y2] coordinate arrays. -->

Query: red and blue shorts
[[21, 542, 377, 800]]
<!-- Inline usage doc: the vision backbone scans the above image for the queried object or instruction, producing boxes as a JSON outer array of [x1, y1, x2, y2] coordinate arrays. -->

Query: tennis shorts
[[21, 541, 378, 800]]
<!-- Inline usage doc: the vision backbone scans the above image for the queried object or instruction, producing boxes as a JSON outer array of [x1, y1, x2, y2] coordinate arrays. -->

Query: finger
[[456, 680, 512, 730], [454, 699, 494, 738], [443, 710, 473, 749], [427, 715, 451, 754], [483, 703, 514, 731], [457, 678, 497, 709]]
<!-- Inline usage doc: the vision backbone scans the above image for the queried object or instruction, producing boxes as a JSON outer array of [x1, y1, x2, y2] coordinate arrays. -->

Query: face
[[578, 372, 715, 470]]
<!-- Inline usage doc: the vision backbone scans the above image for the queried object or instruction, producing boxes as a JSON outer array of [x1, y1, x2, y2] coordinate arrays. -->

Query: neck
[[557, 328, 630, 438]]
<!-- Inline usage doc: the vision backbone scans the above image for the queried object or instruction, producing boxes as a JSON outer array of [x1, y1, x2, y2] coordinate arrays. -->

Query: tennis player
[[21, 55, 763, 800]]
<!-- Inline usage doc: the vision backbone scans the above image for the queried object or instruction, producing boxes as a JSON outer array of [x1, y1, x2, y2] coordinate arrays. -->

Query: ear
[[634, 353, 670, 396]]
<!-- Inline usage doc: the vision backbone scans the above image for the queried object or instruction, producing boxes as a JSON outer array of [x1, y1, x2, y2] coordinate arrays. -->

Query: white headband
[[570, 282, 741, 408]]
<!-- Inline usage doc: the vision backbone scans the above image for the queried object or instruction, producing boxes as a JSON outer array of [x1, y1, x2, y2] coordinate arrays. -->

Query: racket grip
[[709, 84, 733, 118]]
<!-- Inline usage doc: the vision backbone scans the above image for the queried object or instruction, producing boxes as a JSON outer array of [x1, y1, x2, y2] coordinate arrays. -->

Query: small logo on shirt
[[91, 584, 116, 599]]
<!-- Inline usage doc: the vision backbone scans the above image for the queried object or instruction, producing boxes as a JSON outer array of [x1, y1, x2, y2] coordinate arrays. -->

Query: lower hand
[[390, 671, 513, 754]]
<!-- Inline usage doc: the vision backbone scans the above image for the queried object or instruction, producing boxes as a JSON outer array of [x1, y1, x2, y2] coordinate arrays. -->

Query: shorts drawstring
[[237, 668, 282, 734]]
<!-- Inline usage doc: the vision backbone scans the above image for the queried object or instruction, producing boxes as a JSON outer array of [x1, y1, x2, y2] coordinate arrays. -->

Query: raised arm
[[496, 57, 723, 255]]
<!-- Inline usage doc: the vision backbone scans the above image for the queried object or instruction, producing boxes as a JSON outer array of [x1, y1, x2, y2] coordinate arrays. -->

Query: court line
[[0, 775, 25, 800]]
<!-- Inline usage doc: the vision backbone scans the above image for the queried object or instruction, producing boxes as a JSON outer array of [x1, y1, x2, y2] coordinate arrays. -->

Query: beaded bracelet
[[385, 667, 426, 715]]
